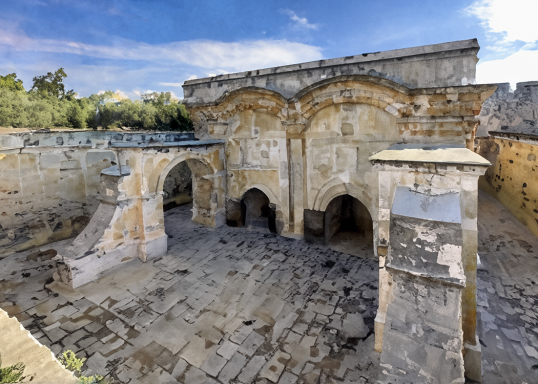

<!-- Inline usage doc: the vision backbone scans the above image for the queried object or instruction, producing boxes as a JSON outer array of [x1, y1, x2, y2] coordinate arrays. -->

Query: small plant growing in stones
[[58, 350, 85, 374], [58, 350, 109, 384], [0, 362, 26, 383]]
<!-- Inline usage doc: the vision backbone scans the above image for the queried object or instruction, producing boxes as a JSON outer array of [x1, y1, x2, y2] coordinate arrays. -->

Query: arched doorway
[[241, 188, 277, 233], [156, 157, 216, 228], [325, 194, 373, 256], [162, 161, 192, 211]]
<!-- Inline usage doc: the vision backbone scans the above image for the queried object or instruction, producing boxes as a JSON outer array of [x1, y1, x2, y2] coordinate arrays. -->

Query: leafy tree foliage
[[31, 68, 75, 99], [0, 73, 25, 92], [0, 69, 193, 131]]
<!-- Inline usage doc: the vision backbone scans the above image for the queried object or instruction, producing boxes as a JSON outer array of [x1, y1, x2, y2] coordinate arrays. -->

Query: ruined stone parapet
[[0, 308, 77, 383], [183, 39, 481, 106], [477, 81, 538, 137]]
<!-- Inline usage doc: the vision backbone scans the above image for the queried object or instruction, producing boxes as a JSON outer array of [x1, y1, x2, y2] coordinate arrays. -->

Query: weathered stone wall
[[188, 77, 495, 247], [0, 131, 195, 256], [52, 141, 226, 288], [0, 148, 116, 255], [183, 39, 480, 106], [0, 308, 76, 383], [474, 80, 538, 239], [476, 134, 538, 239], [477, 81, 538, 137]]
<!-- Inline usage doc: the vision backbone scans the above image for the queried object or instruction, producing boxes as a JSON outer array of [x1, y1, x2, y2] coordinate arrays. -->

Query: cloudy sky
[[0, 0, 536, 98]]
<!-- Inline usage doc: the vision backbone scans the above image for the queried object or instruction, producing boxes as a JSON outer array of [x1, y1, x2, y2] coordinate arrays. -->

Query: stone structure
[[475, 81, 538, 239], [0, 39, 498, 382], [182, 38, 495, 382], [0, 131, 195, 255]]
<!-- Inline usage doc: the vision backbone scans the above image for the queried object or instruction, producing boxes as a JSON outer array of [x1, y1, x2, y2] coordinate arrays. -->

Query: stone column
[[288, 135, 305, 234], [375, 167, 392, 352], [460, 171, 485, 382]]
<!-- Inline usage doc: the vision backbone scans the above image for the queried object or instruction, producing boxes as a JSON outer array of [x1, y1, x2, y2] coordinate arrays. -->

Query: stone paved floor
[[0, 204, 380, 383], [2, 192, 538, 383], [476, 191, 538, 384]]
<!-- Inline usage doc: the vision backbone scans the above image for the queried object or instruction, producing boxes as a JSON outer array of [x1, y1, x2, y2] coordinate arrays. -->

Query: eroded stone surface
[[2, 191, 537, 383], [0, 204, 380, 383]]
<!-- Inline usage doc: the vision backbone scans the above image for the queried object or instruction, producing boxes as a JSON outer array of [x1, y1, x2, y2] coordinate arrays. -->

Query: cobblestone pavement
[[2, 192, 538, 383], [0, 204, 380, 383], [476, 191, 538, 384]]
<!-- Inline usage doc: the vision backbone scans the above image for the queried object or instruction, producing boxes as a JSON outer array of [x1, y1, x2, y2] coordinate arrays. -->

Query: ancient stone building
[[0, 39, 503, 383]]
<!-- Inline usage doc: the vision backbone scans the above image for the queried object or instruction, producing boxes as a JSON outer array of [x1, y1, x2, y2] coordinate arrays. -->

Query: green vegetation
[[0, 69, 193, 131], [58, 350, 109, 384], [0, 362, 26, 383]]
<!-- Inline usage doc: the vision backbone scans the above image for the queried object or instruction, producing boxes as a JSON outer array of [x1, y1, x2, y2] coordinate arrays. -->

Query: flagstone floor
[[0, 204, 380, 384], [1, 191, 538, 383]]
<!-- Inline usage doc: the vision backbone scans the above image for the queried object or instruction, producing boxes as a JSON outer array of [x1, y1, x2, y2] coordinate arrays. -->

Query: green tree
[[31, 68, 74, 99], [0, 73, 25, 92]]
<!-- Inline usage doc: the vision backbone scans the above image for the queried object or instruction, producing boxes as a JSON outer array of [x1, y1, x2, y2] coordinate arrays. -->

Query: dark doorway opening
[[325, 195, 373, 256], [162, 161, 192, 212], [241, 188, 277, 233]]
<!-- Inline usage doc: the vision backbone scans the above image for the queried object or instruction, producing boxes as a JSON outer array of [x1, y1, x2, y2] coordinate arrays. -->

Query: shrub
[[0, 362, 26, 383], [58, 350, 109, 384]]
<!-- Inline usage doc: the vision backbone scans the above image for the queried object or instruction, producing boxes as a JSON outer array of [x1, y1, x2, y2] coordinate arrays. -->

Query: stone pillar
[[460, 173, 483, 382], [375, 169, 392, 352], [288, 138, 304, 234], [378, 186, 467, 383]]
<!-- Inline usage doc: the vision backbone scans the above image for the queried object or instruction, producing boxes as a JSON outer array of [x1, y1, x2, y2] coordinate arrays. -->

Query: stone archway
[[324, 194, 373, 256], [240, 188, 277, 233], [226, 183, 284, 234], [156, 156, 216, 227]]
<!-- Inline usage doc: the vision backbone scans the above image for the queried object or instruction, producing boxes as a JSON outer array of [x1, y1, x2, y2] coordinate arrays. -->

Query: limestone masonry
[[1, 39, 537, 383]]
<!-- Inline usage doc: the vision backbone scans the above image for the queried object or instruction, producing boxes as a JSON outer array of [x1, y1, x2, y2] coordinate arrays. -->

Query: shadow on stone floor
[[0, 203, 380, 384], [2, 192, 538, 383]]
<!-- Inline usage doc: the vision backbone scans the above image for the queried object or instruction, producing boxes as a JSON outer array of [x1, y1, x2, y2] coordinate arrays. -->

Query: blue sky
[[1, 0, 536, 98]]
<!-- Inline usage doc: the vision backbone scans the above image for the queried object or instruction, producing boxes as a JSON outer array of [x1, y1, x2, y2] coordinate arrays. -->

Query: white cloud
[[281, 9, 319, 30], [114, 89, 128, 99], [159, 82, 184, 87], [466, 0, 538, 87], [0, 26, 323, 73], [187, 75, 197, 80], [466, 0, 538, 50], [477, 48, 538, 88]]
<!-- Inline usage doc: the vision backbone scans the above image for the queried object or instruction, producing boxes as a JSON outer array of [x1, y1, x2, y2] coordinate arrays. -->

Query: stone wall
[[0, 131, 195, 256], [183, 39, 480, 106], [0, 308, 76, 383], [477, 81, 538, 137], [475, 80, 538, 239], [0, 147, 116, 256], [476, 134, 538, 239]]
